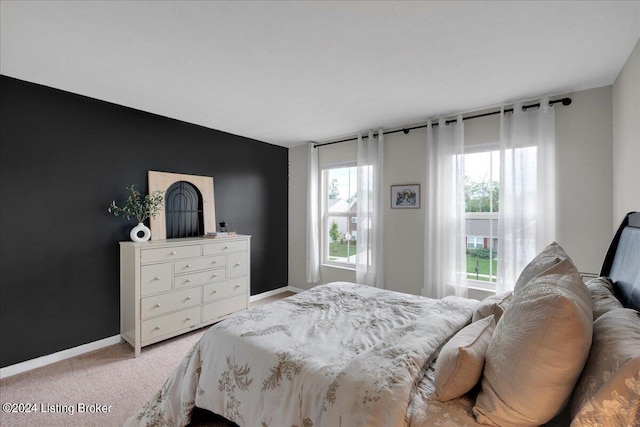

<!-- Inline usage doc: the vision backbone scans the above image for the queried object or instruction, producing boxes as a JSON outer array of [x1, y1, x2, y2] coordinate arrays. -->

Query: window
[[465, 149, 499, 284], [467, 236, 484, 249], [322, 164, 357, 267]]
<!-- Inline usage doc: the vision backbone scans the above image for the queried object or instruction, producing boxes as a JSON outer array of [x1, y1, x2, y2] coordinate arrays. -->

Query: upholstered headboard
[[600, 211, 640, 311]]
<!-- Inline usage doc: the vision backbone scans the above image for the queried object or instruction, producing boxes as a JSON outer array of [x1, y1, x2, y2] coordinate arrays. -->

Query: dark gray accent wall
[[0, 75, 288, 368]]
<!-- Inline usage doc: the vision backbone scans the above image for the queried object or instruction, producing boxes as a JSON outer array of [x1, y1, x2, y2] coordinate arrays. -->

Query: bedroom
[[1, 1, 639, 426]]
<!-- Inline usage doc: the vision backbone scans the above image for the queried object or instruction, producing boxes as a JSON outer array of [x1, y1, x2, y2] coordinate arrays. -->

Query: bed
[[125, 212, 640, 427]]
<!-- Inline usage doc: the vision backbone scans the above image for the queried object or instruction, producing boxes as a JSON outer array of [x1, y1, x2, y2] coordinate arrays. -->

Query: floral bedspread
[[124, 282, 478, 427]]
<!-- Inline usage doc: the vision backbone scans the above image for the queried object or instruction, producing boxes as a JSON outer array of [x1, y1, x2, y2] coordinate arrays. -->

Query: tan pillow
[[513, 241, 572, 293], [585, 276, 624, 320], [473, 260, 593, 426], [472, 291, 512, 323], [434, 315, 496, 402], [570, 308, 640, 426]]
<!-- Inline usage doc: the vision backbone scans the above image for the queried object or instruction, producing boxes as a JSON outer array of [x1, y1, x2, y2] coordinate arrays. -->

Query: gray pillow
[[473, 259, 593, 426], [570, 308, 640, 426], [513, 241, 573, 293], [434, 315, 496, 402], [585, 276, 624, 320], [472, 291, 512, 323]]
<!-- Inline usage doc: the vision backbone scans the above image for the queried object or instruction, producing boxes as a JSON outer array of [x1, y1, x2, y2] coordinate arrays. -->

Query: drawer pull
[[212, 260, 217, 264], [234, 284, 241, 289], [154, 326, 160, 331], [154, 304, 161, 308], [171, 251, 177, 255], [186, 279, 192, 283], [223, 246, 229, 250], [186, 316, 192, 321], [186, 296, 192, 300], [234, 263, 241, 267], [211, 290, 217, 294], [154, 276, 161, 281], [212, 274, 218, 278], [185, 264, 192, 268]]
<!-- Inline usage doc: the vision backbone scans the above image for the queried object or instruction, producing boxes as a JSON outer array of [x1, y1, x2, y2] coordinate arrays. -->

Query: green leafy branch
[[108, 185, 164, 223]]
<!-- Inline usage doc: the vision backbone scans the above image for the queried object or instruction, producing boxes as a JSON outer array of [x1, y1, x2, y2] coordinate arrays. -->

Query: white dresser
[[120, 235, 250, 356]]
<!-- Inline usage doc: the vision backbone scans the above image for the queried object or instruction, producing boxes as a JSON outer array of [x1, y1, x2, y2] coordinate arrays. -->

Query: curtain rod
[[314, 97, 572, 148]]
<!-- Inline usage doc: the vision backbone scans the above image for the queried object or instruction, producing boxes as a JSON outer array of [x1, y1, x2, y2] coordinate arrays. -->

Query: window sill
[[463, 278, 496, 293], [321, 263, 356, 272]]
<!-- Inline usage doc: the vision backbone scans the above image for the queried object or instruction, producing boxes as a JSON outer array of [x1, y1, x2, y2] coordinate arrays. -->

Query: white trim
[[0, 335, 122, 379], [249, 286, 292, 302], [3, 289, 308, 379]]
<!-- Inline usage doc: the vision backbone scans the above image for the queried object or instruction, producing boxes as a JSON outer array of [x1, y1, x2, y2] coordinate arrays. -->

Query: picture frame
[[391, 184, 420, 209]]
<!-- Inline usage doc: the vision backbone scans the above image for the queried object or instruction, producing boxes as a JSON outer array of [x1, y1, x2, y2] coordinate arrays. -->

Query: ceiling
[[1, 1, 638, 148]]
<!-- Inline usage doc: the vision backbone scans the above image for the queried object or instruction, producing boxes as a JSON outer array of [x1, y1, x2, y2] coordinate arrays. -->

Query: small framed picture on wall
[[391, 184, 420, 209]]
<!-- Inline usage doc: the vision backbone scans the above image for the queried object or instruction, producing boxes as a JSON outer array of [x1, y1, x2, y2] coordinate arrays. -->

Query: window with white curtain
[[322, 164, 358, 268], [464, 147, 500, 287]]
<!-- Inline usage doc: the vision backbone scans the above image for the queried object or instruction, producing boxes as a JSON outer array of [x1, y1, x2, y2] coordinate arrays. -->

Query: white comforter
[[125, 282, 478, 427]]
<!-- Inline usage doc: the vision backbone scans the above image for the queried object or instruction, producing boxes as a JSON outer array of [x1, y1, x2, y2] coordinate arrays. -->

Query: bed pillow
[[473, 259, 593, 426], [472, 291, 512, 323], [570, 308, 640, 426], [513, 241, 572, 293], [585, 276, 624, 320], [434, 315, 496, 402]]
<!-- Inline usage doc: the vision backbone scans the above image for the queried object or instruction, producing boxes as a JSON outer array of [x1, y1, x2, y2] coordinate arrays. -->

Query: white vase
[[130, 222, 151, 242]]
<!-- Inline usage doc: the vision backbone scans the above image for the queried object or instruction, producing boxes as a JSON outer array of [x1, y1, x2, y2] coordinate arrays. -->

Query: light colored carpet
[[0, 292, 294, 427]]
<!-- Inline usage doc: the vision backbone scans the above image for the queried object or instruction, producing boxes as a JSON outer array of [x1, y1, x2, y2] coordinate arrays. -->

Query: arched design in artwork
[[164, 181, 204, 238], [148, 171, 216, 240]]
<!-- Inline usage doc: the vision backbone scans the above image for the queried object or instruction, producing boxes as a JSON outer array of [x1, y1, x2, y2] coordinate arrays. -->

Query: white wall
[[612, 39, 640, 228], [555, 86, 613, 274], [289, 86, 615, 296]]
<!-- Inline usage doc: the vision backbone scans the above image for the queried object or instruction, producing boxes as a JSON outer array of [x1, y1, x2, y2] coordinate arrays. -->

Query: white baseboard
[[0, 335, 121, 379], [287, 285, 305, 294], [3, 287, 307, 379], [249, 285, 304, 302]]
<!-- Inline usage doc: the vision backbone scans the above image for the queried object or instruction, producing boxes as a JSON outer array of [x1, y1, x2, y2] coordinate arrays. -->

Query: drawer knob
[[154, 276, 160, 281], [186, 278, 192, 283], [186, 316, 192, 321], [234, 263, 241, 267], [223, 246, 229, 250], [171, 251, 177, 255], [186, 296, 192, 300], [154, 304, 161, 308], [185, 264, 192, 268], [234, 284, 240, 289], [212, 274, 218, 278], [212, 260, 217, 264], [211, 290, 217, 294], [154, 326, 160, 330]]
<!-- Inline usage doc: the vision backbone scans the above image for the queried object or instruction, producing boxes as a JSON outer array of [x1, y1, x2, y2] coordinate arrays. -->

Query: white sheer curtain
[[423, 117, 467, 299], [356, 130, 384, 288], [497, 98, 556, 293], [306, 142, 320, 283]]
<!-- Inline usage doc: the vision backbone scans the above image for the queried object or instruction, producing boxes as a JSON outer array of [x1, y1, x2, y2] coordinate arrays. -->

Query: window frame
[[463, 143, 500, 290], [321, 162, 358, 270]]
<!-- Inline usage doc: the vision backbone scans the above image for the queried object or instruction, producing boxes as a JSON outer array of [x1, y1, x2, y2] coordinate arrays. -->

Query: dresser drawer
[[227, 252, 248, 277], [174, 255, 225, 274], [121, 236, 251, 356], [141, 307, 201, 342], [141, 245, 201, 263], [140, 263, 172, 296], [203, 277, 248, 302], [141, 288, 202, 319], [175, 268, 226, 288], [203, 240, 247, 255], [203, 294, 247, 322]]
